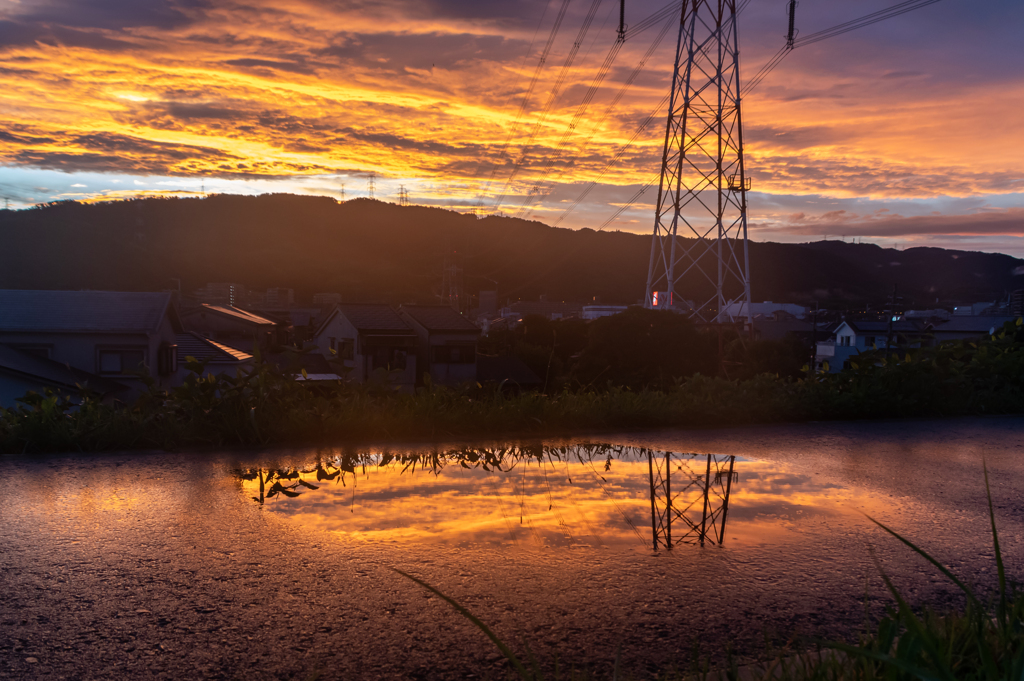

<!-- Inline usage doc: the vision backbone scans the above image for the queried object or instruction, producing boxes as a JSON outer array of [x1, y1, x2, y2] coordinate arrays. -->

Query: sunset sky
[[1, 0, 1022, 253]]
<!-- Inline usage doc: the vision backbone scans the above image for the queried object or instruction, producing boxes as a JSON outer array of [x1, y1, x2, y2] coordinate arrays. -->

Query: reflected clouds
[[233, 444, 866, 551]]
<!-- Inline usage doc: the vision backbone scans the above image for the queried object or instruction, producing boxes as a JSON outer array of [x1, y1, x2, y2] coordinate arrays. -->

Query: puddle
[[232, 443, 872, 551]]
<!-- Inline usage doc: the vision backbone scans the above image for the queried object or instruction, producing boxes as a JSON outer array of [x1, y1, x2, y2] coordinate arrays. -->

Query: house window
[[97, 348, 147, 376], [431, 344, 476, 364], [865, 336, 875, 348], [371, 347, 407, 371], [329, 337, 337, 351], [339, 339, 354, 361]]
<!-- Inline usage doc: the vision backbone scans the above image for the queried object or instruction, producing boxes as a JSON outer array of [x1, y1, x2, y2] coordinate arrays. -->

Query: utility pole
[[644, 0, 752, 330], [618, 0, 627, 41], [340, 181, 346, 201], [398, 185, 409, 206]]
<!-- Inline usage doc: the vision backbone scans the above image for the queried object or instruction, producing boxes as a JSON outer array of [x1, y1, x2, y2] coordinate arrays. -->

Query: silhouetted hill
[[1, 194, 1021, 308]]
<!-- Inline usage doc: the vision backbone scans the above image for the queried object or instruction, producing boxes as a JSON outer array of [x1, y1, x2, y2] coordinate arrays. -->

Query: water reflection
[[233, 444, 748, 550]]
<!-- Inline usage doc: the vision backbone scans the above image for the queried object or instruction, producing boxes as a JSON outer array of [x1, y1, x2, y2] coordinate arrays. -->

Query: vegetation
[[1, 317, 1022, 454], [2, 194, 1021, 307], [392, 466, 1024, 680]]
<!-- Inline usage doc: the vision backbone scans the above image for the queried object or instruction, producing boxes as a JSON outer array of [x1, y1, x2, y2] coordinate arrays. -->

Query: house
[[930, 316, 1018, 344], [312, 304, 417, 390], [399, 305, 481, 386], [0, 344, 130, 408], [722, 301, 808, 321], [582, 305, 629, 320], [173, 332, 254, 382], [814, 319, 926, 372], [0, 290, 183, 399], [180, 304, 280, 352]]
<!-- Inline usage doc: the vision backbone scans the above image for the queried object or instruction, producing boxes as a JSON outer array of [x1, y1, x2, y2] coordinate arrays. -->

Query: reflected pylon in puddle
[[647, 453, 737, 549]]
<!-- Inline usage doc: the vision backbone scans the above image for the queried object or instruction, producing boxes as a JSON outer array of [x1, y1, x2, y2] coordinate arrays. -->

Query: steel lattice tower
[[644, 0, 752, 323], [647, 452, 736, 549]]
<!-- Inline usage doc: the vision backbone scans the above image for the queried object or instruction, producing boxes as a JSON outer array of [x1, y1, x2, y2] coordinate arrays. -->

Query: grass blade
[[390, 567, 533, 680], [865, 514, 981, 607]]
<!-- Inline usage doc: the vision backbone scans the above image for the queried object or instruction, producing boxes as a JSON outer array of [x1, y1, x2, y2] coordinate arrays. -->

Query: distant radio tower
[[367, 173, 376, 199], [339, 181, 346, 201], [398, 185, 409, 206]]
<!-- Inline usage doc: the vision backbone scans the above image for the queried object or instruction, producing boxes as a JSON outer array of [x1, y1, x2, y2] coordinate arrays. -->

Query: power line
[[744, 0, 945, 95], [493, 0, 606, 212], [592, 0, 948, 230], [485, 0, 574, 191], [517, 14, 677, 221]]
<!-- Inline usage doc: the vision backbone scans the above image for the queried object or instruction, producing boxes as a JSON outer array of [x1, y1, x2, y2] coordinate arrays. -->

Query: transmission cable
[[493, 0, 606, 212], [485, 0, 574, 192], [744, 0, 944, 95], [514, 11, 678, 220], [591, 0, 948, 229]]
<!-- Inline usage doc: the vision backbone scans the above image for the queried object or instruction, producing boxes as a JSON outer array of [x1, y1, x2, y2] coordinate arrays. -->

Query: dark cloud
[[12, 0, 208, 31], [0, 20, 134, 51], [744, 124, 851, 150], [4, 131, 238, 175], [319, 31, 527, 73], [777, 209, 1024, 238], [225, 58, 316, 75]]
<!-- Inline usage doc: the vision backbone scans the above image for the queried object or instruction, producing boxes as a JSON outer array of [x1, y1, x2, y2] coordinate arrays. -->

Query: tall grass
[[2, 318, 1024, 454], [391, 464, 1022, 680]]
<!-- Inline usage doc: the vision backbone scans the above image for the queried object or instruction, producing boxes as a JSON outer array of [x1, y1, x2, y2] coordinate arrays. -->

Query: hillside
[[1, 194, 1021, 308]]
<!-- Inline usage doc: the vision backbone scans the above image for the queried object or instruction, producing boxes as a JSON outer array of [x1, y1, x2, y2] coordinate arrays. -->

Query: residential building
[[0, 290, 183, 399], [814, 319, 925, 372], [193, 282, 248, 307], [311, 304, 417, 390], [399, 305, 481, 386], [510, 300, 583, 321], [930, 316, 1018, 343], [582, 305, 629, 320], [172, 332, 254, 382], [0, 344, 130, 407], [180, 304, 279, 352], [722, 301, 808, 320]]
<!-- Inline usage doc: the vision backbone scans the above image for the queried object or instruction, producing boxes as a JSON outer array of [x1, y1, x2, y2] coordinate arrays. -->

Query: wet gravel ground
[[1, 416, 1023, 680]]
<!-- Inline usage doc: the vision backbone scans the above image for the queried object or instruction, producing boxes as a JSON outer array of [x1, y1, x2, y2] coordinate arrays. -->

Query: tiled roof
[[845, 320, 924, 333], [336, 304, 414, 333], [197, 305, 277, 326], [401, 306, 481, 332], [932, 316, 1019, 334], [0, 290, 172, 333], [0, 344, 129, 396], [175, 333, 253, 363]]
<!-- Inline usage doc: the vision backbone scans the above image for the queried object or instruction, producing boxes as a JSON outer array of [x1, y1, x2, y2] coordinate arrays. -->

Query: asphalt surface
[[1, 416, 1022, 680]]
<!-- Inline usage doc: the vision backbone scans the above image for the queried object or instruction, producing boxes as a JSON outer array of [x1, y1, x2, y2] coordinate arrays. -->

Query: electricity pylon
[[647, 452, 736, 549], [644, 0, 752, 324]]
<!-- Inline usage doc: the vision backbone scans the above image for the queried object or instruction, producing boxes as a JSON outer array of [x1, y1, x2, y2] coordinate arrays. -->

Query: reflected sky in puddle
[[233, 444, 866, 551]]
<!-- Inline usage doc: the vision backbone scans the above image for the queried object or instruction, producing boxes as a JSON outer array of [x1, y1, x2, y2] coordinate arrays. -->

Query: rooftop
[[175, 332, 253, 363], [932, 316, 1019, 334], [401, 306, 480, 333], [0, 290, 175, 334], [0, 344, 129, 395], [331, 304, 414, 334], [194, 304, 277, 326]]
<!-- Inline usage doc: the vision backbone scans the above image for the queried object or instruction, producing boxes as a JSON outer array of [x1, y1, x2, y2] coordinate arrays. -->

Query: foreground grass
[[3, 319, 1024, 454], [392, 466, 1022, 681]]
